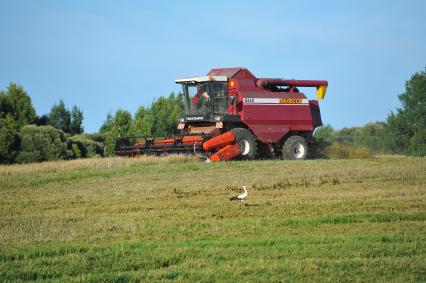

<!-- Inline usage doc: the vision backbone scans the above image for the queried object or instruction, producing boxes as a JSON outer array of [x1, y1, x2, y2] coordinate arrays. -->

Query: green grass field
[[0, 156, 425, 282]]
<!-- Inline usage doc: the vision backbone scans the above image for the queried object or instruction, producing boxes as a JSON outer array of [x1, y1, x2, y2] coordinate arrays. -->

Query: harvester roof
[[174, 75, 227, 84]]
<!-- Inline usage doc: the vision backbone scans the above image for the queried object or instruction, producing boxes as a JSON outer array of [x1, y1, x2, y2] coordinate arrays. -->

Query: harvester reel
[[231, 128, 257, 160]]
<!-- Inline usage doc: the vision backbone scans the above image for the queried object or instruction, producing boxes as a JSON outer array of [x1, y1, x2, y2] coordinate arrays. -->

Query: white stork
[[229, 186, 248, 201]]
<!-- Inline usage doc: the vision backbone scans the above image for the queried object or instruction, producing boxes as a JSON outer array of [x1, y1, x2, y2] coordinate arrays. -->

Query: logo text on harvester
[[279, 98, 303, 104]]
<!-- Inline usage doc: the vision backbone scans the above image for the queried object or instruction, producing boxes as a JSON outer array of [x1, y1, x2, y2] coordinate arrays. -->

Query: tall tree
[[70, 105, 84, 135], [130, 106, 153, 136], [1, 83, 36, 128], [114, 110, 132, 137], [99, 112, 114, 134], [151, 96, 171, 135], [102, 110, 133, 156], [49, 100, 71, 133], [0, 91, 11, 118], [168, 93, 185, 131], [0, 116, 20, 163], [150, 93, 184, 135], [385, 68, 426, 156], [0, 83, 36, 163]]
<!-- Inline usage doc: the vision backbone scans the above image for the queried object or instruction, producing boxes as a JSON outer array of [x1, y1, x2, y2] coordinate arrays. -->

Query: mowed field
[[0, 156, 425, 282]]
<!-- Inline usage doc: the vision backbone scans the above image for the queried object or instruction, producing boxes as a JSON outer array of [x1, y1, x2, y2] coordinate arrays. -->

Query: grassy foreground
[[0, 156, 425, 282]]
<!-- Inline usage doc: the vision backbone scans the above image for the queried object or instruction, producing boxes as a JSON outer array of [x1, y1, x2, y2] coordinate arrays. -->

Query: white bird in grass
[[229, 186, 248, 201]]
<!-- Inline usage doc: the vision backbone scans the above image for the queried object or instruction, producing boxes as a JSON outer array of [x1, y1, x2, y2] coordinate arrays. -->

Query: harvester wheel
[[282, 135, 308, 160], [231, 128, 257, 160]]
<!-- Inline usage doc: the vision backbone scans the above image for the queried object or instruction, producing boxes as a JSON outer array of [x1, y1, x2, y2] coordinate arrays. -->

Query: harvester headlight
[[215, 116, 222, 121], [179, 117, 185, 123]]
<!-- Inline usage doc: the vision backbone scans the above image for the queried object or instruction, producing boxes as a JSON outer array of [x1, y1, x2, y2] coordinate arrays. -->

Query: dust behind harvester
[[115, 67, 328, 161]]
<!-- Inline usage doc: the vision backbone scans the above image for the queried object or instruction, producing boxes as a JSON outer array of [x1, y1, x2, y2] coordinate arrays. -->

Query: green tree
[[150, 93, 184, 135], [0, 83, 36, 128], [36, 114, 50, 126], [0, 116, 20, 163], [104, 127, 120, 156], [151, 97, 171, 135], [0, 91, 11, 118], [114, 110, 132, 137], [407, 129, 426, 156], [49, 100, 71, 133], [0, 83, 37, 163], [354, 122, 386, 152], [99, 112, 114, 134], [102, 110, 133, 156], [130, 106, 153, 136], [384, 68, 426, 156], [99, 93, 184, 156], [70, 105, 84, 135], [169, 93, 185, 130]]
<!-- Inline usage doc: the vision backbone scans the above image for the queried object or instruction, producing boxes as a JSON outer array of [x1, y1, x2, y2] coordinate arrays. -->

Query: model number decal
[[243, 98, 255, 103]]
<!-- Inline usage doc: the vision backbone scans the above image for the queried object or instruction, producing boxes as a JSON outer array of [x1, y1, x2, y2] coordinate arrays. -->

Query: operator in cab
[[192, 84, 210, 113]]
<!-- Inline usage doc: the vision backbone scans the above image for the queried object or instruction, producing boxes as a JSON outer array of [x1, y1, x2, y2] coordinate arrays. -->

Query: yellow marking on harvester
[[317, 85, 327, 100]]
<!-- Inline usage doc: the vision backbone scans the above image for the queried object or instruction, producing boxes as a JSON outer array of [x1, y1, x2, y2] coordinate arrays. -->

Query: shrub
[[69, 135, 104, 158], [407, 129, 426, 156], [71, 143, 82, 158], [0, 116, 20, 164], [16, 125, 70, 163], [310, 142, 370, 159]]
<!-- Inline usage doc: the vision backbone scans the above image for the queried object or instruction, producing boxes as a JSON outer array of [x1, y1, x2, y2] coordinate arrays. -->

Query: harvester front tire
[[231, 128, 257, 160], [282, 135, 308, 160]]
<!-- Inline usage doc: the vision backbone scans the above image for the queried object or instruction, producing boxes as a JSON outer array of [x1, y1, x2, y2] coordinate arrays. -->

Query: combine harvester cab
[[116, 67, 328, 161]]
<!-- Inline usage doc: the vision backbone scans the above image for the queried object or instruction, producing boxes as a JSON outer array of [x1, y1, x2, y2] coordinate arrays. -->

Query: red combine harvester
[[116, 67, 328, 161]]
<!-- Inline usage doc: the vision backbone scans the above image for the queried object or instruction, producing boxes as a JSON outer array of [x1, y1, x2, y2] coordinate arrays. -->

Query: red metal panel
[[202, 131, 235, 151], [154, 138, 175, 145], [209, 144, 240, 162], [208, 68, 242, 78], [242, 103, 313, 142], [237, 81, 314, 142], [182, 136, 204, 143], [207, 68, 324, 143], [207, 67, 257, 80], [248, 125, 290, 143]]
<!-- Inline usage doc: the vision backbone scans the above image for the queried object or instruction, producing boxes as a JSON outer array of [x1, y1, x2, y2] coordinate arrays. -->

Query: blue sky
[[1, 0, 425, 133]]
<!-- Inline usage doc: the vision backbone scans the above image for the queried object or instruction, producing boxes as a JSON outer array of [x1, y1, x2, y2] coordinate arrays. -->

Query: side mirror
[[230, 96, 236, 105]]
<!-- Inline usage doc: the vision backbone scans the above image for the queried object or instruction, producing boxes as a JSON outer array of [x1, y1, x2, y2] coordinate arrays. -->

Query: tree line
[[0, 68, 424, 164], [315, 68, 426, 157], [99, 93, 184, 155], [0, 86, 185, 163], [0, 83, 94, 163]]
